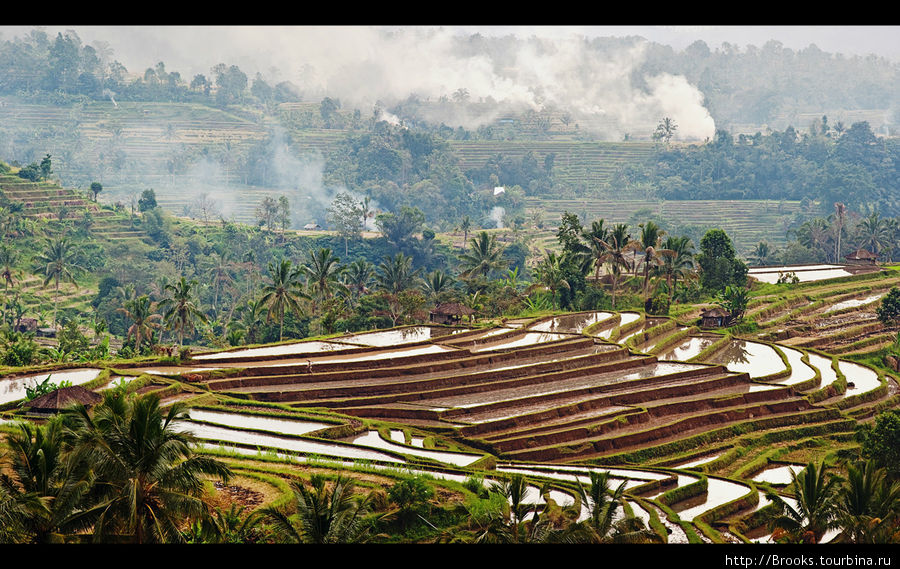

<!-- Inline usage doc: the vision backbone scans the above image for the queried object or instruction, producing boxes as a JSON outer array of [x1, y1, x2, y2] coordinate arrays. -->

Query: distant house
[[430, 302, 475, 325], [303, 223, 321, 231], [25, 385, 103, 416], [845, 249, 878, 265], [36, 327, 57, 338], [700, 307, 730, 328]]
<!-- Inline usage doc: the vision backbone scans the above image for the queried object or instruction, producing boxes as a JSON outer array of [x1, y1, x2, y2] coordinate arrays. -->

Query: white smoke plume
[[17, 26, 716, 141], [489, 206, 505, 229]]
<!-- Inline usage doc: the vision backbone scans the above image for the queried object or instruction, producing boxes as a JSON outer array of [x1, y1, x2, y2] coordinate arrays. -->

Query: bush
[[876, 287, 900, 326]]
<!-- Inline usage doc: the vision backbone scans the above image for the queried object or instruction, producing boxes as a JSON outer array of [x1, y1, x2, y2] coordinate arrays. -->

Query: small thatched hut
[[26, 385, 103, 415], [430, 302, 475, 325], [700, 307, 730, 328], [845, 249, 878, 265]]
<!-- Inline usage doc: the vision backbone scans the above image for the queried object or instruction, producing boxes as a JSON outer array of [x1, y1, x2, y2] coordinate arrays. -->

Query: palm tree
[[422, 269, 454, 299], [34, 236, 81, 326], [459, 231, 506, 281], [376, 253, 421, 295], [597, 224, 640, 310], [834, 202, 847, 262], [533, 251, 571, 309], [575, 470, 659, 543], [0, 419, 94, 543], [231, 297, 269, 345], [341, 259, 375, 301], [660, 235, 695, 304], [0, 244, 18, 290], [301, 247, 346, 313], [835, 460, 900, 544], [116, 295, 163, 353], [63, 393, 232, 543], [260, 258, 307, 341], [208, 250, 235, 312], [458, 216, 472, 249], [856, 212, 889, 259], [766, 462, 841, 544], [262, 474, 373, 544], [158, 276, 208, 347], [581, 219, 610, 281], [749, 241, 775, 266], [636, 222, 674, 299]]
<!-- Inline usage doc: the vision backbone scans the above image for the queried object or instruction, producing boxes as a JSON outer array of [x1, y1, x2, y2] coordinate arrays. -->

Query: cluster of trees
[[643, 121, 898, 217], [754, 206, 900, 266], [764, 410, 900, 544], [0, 29, 301, 108]]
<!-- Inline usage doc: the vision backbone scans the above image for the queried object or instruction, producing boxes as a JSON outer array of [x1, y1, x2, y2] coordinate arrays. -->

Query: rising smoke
[[23, 26, 717, 141]]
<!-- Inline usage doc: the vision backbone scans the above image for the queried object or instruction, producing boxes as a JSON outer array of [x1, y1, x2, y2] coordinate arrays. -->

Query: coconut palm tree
[[0, 244, 18, 290], [856, 212, 889, 259], [34, 236, 82, 327], [376, 253, 421, 295], [301, 247, 346, 313], [63, 393, 232, 544], [0, 419, 95, 543], [422, 269, 454, 299], [262, 474, 373, 544], [116, 294, 163, 353], [660, 235, 695, 304], [834, 202, 847, 262], [749, 241, 775, 266], [575, 470, 659, 543], [766, 462, 841, 544], [259, 258, 307, 342], [208, 250, 235, 312], [597, 224, 640, 310], [835, 460, 900, 544], [158, 276, 208, 348], [458, 216, 472, 249], [581, 219, 610, 281], [341, 259, 374, 301], [459, 231, 506, 281], [533, 251, 571, 309]]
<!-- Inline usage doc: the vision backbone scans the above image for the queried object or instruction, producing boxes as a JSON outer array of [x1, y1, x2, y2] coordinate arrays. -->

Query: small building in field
[[430, 302, 475, 325], [36, 327, 57, 338], [303, 223, 322, 231], [15, 318, 38, 333], [845, 249, 878, 265], [25, 385, 103, 416], [700, 307, 730, 328]]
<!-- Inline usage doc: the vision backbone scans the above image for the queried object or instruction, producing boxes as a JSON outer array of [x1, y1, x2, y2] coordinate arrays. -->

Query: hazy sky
[[1, 25, 898, 75]]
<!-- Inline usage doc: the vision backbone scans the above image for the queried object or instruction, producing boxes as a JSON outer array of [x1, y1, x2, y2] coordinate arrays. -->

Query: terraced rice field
[[4, 293, 894, 542]]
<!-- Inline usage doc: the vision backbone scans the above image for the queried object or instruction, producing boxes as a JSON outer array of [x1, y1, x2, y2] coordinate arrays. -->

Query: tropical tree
[[0, 419, 94, 543], [636, 222, 673, 299], [532, 252, 571, 309], [262, 474, 373, 544], [34, 236, 82, 326], [659, 235, 695, 304], [716, 285, 751, 324], [458, 216, 472, 249], [749, 241, 775, 266], [116, 294, 163, 353], [260, 259, 307, 342], [597, 224, 640, 309], [856, 212, 889, 259], [576, 470, 659, 543], [158, 277, 208, 348], [376, 253, 421, 295], [63, 393, 232, 544], [301, 248, 346, 313], [766, 462, 841, 544], [459, 231, 506, 281], [835, 460, 900, 544], [422, 269, 454, 299], [1, 244, 18, 290], [341, 259, 375, 302], [581, 219, 610, 281]]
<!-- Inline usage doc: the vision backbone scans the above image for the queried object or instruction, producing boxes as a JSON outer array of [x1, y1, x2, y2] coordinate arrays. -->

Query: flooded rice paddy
[[186, 409, 331, 436], [825, 292, 886, 313], [748, 265, 854, 284], [708, 340, 786, 378], [775, 346, 818, 386], [192, 340, 356, 360], [470, 332, 573, 352], [838, 360, 881, 396], [0, 368, 102, 405], [350, 431, 483, 467], [657, 335, 718, 361], [752, 464, 805, 485], [528, 311, 614, 333]]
